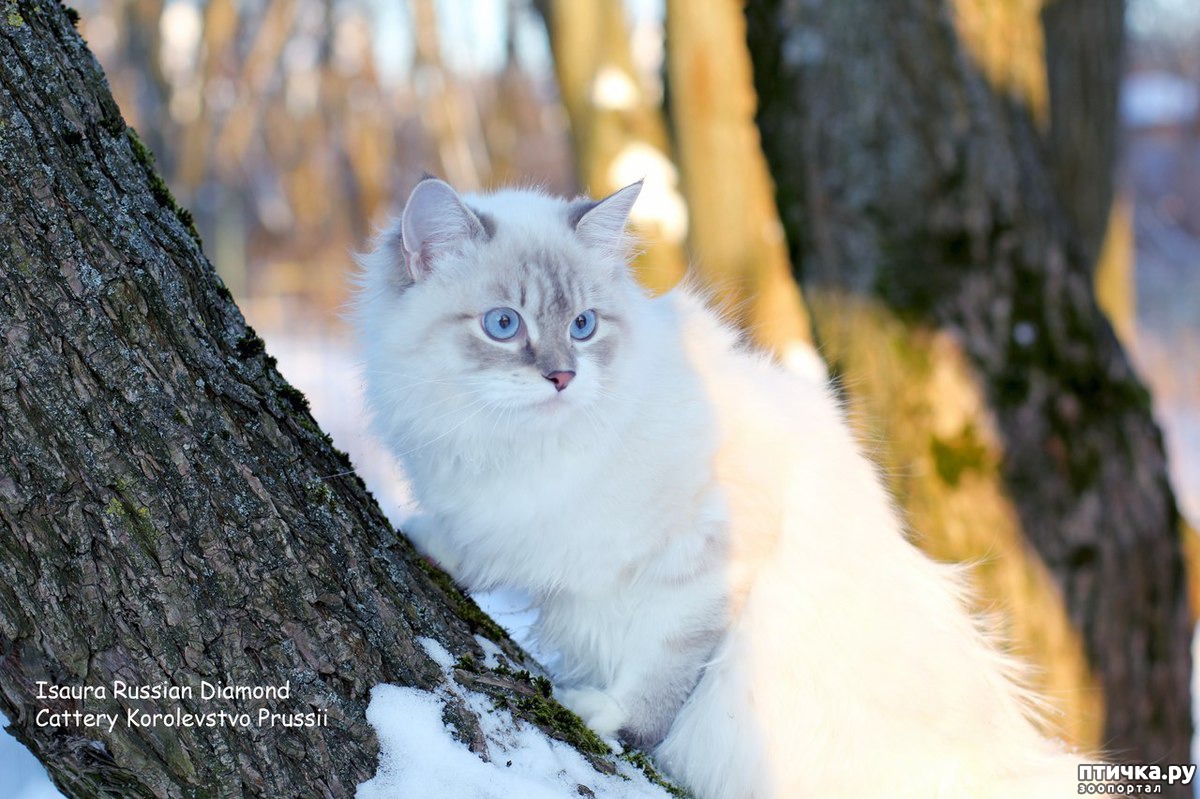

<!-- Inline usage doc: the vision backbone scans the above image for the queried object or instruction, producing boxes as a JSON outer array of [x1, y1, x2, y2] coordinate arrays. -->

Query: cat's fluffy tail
[[654, 384, 1088, 797]]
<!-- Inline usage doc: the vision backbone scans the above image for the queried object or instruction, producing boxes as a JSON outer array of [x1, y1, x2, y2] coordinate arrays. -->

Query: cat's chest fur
[[403, 341, 723, 596]]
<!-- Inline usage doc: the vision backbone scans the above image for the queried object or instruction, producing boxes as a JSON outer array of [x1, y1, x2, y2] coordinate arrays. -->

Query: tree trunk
[[410, 0, 490, 190], [1042, 0, 1138, 347], [0, 4, 634, 796], [746, 0, 1192, 784], [535, 0, 687, 292], [664, 0, 815, 364], [1042, 0, 1124, 275]]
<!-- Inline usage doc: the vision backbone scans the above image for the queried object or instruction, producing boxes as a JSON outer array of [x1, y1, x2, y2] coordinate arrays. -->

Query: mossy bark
[[746, 0, 1191, 783], [0, 2, 662, 796]]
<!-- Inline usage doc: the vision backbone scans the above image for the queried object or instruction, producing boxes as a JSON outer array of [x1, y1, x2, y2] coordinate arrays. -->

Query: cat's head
[[354, 177, 647, 446]]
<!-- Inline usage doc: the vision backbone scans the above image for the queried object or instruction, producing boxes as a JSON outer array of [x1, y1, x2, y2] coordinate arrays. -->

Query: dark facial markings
[[463, 332, 518, 368], [491, 281, 516, 305], [419, 312, 475, 349], [587, 335, 618, 369], [463, 328, 578, 376], [459, 246, 622, 380], [533, 340, 578, 377], [527, 261, 573, 320]]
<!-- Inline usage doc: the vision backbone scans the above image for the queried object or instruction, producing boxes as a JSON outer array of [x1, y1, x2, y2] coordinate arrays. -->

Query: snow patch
[[473, 635, 505, 670], [357, 638, 673, 799], [472, 588, 546, 664]]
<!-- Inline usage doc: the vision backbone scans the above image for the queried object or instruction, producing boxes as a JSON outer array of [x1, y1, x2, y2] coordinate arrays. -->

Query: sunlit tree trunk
[[0, 5, 646, 795], [535, 0, 686, 292], [746, 0, 1191, 783], [664, 0, 815, 364], [110, 0, 169, 165], [1094, 192, 1136, 346], [410, 0, 490, 190], [174, 0, 237, 196]]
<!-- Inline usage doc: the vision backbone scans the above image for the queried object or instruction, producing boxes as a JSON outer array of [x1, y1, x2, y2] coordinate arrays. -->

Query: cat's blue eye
[[482, 307, 522, 340], [571, 310, 598, 341]]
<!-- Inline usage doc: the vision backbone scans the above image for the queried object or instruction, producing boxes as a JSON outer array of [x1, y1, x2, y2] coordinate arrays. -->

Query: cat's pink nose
[[544, 370, 575, 392]]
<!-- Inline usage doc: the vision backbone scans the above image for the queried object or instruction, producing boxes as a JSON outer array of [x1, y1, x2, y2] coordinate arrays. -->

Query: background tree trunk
[[1041, 0, 1138, 347], [664, 0, 815, 364], [535, 0, 687, 292], [746, 0, 1192, 784], [410, 0, 491, 190], [0, 4, 631, 795]]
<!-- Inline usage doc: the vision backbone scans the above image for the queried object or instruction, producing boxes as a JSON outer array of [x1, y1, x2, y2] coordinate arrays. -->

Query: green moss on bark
[[930, 424, 989, 487], [621, 750, 692, 798], [235, 328, 267, 359], [414, 557, 508, 643], [125, 127, 202, 248]]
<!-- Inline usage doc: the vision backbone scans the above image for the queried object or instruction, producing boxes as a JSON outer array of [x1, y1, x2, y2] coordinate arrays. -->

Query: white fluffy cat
[[353, 177, 1085, 797]]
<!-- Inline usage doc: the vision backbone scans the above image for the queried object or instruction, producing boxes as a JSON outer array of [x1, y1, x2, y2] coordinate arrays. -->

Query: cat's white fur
[[353, 178, 1085, 797]]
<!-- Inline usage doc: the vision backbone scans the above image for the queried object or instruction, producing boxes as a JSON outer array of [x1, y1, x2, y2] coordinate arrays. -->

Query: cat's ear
[[570, 180, 642, 251], [401, 178, 488, 280]]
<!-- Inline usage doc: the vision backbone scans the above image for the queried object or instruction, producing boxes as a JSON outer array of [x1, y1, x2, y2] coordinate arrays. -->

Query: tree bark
[[1042, 0, 1137, 347], [1042, 0, 1124, 274], [746, 0, 1192, 784], [0, 3, 631, 796]]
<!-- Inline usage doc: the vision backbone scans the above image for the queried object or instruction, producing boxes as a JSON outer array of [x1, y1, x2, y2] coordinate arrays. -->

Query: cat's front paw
[[402, 514, 462, 575], [556, 686, 627, 739]]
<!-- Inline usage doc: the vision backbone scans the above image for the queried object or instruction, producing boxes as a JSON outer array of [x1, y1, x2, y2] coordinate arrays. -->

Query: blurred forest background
[[3, 0, 1199, 795]]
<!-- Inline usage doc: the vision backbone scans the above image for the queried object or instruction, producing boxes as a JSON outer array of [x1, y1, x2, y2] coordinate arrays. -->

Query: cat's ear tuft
[[570, 180, 642, 251], [401, 178, 487, 280]]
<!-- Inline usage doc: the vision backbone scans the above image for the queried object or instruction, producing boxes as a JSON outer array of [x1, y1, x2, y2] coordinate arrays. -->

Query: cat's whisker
[[486, 398, 514, 441], [369, 373, 464, 388], [371, 369, 494, 389], [591, 385, 654, 412], [391, 397, 492, 457], [503, 405, 517, 440], [374, 377, 490, 399], [383, 385, 488, 415], [423, 393, 491, 427], [387, 392, 491, 447], [580, 403, 613, 445]]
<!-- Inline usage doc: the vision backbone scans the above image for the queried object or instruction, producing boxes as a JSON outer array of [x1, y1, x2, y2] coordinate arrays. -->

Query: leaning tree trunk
[[0, 4, 638, 796], [746, 0, 1192, 784]]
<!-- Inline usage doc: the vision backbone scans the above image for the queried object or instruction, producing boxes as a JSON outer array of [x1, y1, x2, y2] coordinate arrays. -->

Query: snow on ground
[[357, 639, 670, 799], [473, 588, 548, 665], [0, 330, 557, 799]]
